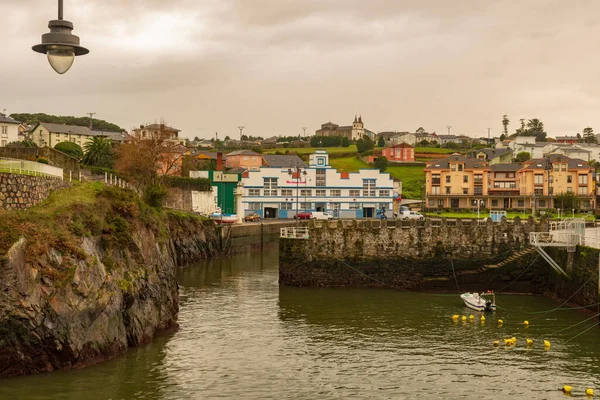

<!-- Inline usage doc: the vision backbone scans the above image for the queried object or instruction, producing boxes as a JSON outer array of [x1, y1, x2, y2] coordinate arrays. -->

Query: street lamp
[[288, 163, 306, 224], [33, 0, 89, 74]]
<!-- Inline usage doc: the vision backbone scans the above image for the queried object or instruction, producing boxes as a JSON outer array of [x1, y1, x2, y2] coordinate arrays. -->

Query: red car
[[294, 212, 311, 220]]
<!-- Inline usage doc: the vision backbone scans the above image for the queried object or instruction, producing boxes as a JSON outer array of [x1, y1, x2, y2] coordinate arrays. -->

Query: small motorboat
[[210, 213, 238, 224], [460, 291, 496, 312]]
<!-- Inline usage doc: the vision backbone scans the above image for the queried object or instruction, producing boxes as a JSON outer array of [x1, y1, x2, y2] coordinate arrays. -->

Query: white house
[[241, 150, 395, 219], [0, 114, 20, 147]]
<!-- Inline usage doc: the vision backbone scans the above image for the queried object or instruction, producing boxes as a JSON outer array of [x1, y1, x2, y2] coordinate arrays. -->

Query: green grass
[[263, 145, 358, 155], [328, 156, 370, 172], [386, 165, 425, 200], [424, 211, 595, 221], [414, 147, 457, 154]]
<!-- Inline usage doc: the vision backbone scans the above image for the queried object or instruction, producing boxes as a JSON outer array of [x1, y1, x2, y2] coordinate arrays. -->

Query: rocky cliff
[[0, 184, 221, 377]]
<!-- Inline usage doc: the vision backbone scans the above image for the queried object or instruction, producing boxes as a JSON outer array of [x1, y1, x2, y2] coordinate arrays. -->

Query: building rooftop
[[490, 163, 522, 172], [226, 150, 261, 156], [0, 114, 20, 124], [523, 154, 591, 170], [425, 155, 487, 170], [262, 154, 307, 168]]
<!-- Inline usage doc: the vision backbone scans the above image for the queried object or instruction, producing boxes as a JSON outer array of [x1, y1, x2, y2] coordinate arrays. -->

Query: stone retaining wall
[[0, 173, 70, 210]]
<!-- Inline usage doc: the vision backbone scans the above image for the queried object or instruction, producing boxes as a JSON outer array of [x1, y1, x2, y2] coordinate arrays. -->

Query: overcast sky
[[2, 0, 600, 139]]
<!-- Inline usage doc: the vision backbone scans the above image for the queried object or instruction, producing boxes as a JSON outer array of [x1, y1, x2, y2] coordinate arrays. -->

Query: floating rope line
[[339, 260, 399, 290], [530, 273, 596, 321], [528, 302, 600, 314], [566, 321, 599, 343], [550, 312, 600, 336], [496, 254, 540, 294]]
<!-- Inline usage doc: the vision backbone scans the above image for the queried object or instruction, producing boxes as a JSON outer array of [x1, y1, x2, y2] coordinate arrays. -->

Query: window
[[474, 187, 483, 195], [280, 203, 293, 210], [462, 188, 468, 194], [349, 189, 360, 197], [534, 174, 543, 184], [363, 179, 376, 196], [554, 163, 559, 171], [330, 189, 341, 197], [445, 176, 451, 183], [0, 126, 7, 137], [583, 200, 591, 208], [300, 189, 312, 196], [579, 187, 588, 195], [534, 188, 544, 195], [463, 175, 468, 183], [428, 199, 435, 206], [300, 202, 311, 210], [248, 189, 260, 196], [539, 200, 546, 207], [1, 140, 6, 147], [281, 189, 293, 196], [561, 164, 567, 172], [567, 175, 572, 183], [316, 189, 326, 196], [438, 199, 444, 207], [379, 190, 390, 197], [432, 174, 441, 184], [450, 164, 456, 171], [244, 156, 249, 160], [579, 175, 588, 185], [458, 164, 463, 172], [248, 202, 261, 210], [316, 169, 326, 187], [445, 186, 451, 194], [431, 186, 440, 195], [474, 174, 483, 183], [491, 200, 498, 207], [264, 178, 277, 196], [518, 200, 524, 207], [252, 156, 257, 160], [567, 187, 572, 193], [349, 203, 361, 210]]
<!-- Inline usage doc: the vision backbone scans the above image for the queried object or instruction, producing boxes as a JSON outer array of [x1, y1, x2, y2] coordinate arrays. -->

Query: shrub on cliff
[[36, 156, 49, 164]]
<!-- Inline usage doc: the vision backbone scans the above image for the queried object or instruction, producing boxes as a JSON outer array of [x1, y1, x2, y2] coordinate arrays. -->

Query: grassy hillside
[[263, 145, 358, 155]]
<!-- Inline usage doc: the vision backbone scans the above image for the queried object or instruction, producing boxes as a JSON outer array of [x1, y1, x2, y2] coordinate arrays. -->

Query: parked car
[[401, 211, 424, 221], [244, 212, 260, 222], [311, 211, 333, 220], [294, 212, 312, 220]]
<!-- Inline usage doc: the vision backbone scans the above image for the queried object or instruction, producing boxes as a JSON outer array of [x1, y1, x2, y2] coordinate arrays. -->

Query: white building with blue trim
[[241, 150, 394, 219]]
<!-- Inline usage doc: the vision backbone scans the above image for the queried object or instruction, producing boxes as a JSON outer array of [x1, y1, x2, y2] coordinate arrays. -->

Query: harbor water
[[2, 244, 600, 399]]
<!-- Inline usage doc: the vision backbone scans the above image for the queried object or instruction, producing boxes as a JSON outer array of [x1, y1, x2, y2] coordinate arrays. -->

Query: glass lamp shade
[[46, 45, 75, 74]]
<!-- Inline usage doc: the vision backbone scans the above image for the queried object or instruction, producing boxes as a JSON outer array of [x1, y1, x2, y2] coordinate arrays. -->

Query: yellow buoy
[[586, 388, 594, 396], [526, 338, 533, 346], [462, 316, 467, 322], [504, 338, 515, 345], [481, 315, 486, 322], [544, 340, 551, 348], [524, 320, 529, 327], [498, 319, 503, 325], [511, 336, 516, 343], [452, 314, 459, 319], [562, 385, 573, 393], [493, 340, 499, 346]]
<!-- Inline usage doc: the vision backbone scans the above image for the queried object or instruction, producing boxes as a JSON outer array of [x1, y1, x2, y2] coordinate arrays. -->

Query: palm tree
[[83, 137, 114, 167]]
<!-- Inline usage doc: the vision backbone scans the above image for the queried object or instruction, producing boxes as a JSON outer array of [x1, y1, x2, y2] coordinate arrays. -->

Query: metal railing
[[530, 231, 581, 248], [0, 157, 63, 179], [280, 227, 309, 239]]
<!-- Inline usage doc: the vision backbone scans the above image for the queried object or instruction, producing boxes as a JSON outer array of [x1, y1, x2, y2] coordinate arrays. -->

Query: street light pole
[[238, 126, 245, 141], [288, 162, 305, 224]]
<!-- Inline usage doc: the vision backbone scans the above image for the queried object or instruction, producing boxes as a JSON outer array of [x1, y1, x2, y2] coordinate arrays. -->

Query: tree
[[83, 137, 114, 168], [377, 136, 385, 147], [554, 192, 579, 212], [577, 133, 582, 141], [419, 139, 430, 146], [499, 134, 507, 141], [526, 118, 546, 141], [582, 127, 596, 143], [310, 136, 321, 147], [9, 112, 122, 132], [54, 141, 83, 159], [356, 137, 374, 153], [515, 118, 526, 136], [224, 135, 230, 141], [374, 156, 388, 172], [341, 137, 350, 147], [502, 115, 509, 136], [514, 151, 531, 162]]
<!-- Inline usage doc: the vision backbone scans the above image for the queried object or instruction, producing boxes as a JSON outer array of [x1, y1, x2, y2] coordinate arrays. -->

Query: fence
[[280, 227, 310, 239], [0, 157, 63, 180]]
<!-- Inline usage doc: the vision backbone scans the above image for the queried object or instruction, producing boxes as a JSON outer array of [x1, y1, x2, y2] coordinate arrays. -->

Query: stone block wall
[[0, 173, 70, 210], [279, 217, 545, 289]]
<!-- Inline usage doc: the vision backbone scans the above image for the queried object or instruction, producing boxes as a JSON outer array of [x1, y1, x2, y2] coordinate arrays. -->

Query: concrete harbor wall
[[222, 221, 298, 253]]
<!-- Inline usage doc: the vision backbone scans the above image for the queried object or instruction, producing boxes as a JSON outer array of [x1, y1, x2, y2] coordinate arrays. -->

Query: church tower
[[351, 115, 365, 141]]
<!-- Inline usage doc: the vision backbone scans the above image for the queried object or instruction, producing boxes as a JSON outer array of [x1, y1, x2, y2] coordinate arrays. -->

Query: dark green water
[[2, 245, 600, 399]]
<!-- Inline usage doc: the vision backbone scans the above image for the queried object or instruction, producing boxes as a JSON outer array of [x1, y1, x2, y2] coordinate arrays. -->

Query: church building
[[315, 116, 373, 141]]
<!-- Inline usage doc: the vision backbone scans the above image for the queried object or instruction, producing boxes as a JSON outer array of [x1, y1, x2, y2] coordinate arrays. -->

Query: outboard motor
[[485, 300, 493, 311]]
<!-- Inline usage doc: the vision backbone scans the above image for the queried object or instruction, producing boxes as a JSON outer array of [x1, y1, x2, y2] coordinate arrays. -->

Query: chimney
[[216, 152, 223, 171]]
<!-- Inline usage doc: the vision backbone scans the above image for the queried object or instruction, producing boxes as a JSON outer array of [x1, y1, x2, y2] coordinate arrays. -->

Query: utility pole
[[238, 126, 245, 141], [446, 126, 452, 135], [87, 112, 96, 129], [487, 128, 491, 139], [302, 127, 307, 138]]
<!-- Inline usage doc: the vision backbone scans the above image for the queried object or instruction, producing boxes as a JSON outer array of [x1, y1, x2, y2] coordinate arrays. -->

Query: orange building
[[381, 144, 415, 162], [225, 150, 263, 171], [424, 154, 595, 212]]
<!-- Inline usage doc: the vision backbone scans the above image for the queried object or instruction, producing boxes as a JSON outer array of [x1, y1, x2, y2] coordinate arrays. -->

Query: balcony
[[432, 178, 441, 185], [474, 179, 483, 184]]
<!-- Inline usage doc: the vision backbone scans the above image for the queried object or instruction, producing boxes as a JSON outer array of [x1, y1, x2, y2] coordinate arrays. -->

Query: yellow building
[[32, 122, 127, 148], [425, 154, 595, 212]]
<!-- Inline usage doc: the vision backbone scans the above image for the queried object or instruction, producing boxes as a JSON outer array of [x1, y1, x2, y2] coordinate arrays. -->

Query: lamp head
[[33, 19, 89, 74]]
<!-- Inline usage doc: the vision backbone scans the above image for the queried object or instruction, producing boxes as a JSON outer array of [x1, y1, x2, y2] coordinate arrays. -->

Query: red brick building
[[381, 143, 414, 162]]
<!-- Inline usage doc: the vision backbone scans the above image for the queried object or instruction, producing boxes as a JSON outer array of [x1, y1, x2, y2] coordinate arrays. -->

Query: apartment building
[[0, 114, 20, 147], [424, 154, 595, 212]]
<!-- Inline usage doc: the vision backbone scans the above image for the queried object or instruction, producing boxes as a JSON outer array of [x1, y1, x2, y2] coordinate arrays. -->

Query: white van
[[401, 211, 424, 221], [311, 211, 334, 220]]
